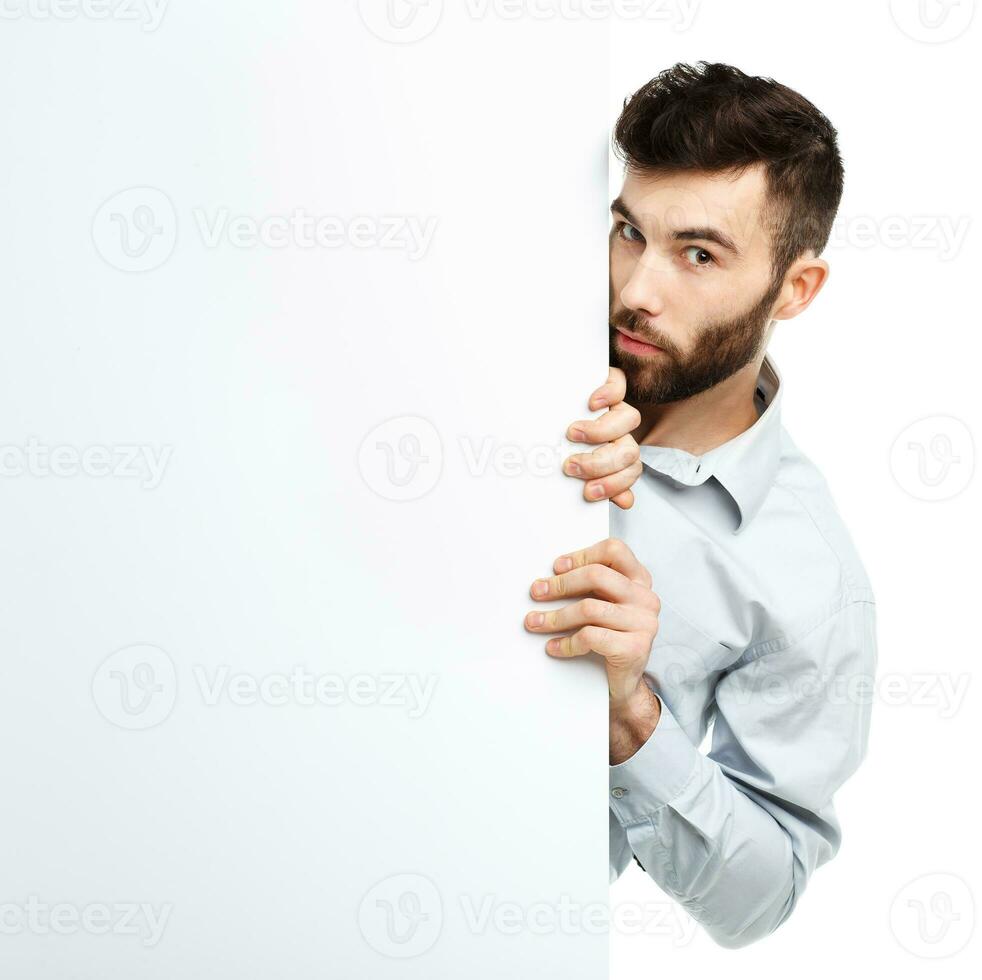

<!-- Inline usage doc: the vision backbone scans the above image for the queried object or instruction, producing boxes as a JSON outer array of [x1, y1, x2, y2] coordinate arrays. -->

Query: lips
[[615, 327, 663, 355]]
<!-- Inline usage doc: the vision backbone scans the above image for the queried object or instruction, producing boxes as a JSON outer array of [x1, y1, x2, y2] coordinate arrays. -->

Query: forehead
[[618, 165, 771, 256]]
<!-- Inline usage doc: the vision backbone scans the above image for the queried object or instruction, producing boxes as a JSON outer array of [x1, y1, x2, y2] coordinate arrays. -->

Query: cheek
[[685, 271, 751, 321], [660, 274, 734, 347]]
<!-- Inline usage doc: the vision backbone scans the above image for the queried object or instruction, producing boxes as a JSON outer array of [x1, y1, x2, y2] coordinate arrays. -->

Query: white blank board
[[0, 5, 609, 977]]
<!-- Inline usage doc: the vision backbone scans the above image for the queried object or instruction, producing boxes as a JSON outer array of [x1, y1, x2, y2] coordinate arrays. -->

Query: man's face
[[609, 165, 784, 404]]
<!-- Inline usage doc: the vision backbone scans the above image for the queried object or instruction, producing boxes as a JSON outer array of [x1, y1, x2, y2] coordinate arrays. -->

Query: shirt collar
[[636, 352, 783, 535]]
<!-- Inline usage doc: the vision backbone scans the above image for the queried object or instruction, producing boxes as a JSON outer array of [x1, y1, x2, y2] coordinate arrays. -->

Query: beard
[[609, 277, 783, 405]]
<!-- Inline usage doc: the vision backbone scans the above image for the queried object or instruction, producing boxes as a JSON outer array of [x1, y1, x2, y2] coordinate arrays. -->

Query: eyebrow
[[610, 196, 741, 256], [610, 196, 641, 227], [671, 226, 740, 256]]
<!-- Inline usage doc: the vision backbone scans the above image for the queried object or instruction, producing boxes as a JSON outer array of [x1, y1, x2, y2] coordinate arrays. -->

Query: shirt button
[[611, 787, 628, 799]]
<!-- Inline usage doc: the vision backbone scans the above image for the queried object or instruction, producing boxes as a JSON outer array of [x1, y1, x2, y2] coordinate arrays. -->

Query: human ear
[[772, 257, 829, 321]]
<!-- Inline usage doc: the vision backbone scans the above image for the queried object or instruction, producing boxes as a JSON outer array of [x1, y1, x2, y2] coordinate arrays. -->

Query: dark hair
[[613, 61, 844, 280]]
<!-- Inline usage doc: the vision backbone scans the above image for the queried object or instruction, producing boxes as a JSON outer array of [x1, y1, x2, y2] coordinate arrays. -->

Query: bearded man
[[525, 62, 877, 948]]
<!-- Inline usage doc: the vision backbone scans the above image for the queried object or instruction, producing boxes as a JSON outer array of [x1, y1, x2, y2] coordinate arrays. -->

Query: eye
[[683, 245, 715, 267], [615, 221, 644, 245]]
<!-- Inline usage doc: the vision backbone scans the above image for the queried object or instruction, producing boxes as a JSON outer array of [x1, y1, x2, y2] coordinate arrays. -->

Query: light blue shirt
[[609, 352, 877, 948]]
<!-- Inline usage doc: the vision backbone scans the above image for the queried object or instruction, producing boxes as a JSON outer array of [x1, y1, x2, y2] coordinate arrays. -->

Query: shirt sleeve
[[608, 596, 877, 948]]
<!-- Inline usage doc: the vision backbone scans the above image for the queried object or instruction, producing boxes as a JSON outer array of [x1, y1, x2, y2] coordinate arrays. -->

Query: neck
[[634, 355, 765, 455]]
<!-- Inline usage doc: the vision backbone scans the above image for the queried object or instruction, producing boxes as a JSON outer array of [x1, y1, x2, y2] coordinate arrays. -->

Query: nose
[[619, 252, 668, 320]]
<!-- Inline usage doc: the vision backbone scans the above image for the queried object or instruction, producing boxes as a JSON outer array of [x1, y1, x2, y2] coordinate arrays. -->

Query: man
[[524, 62, 876, 947]]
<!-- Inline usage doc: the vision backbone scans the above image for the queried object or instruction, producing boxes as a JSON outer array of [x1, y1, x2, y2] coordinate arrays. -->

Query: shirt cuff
[[609, 691, 701, 826]]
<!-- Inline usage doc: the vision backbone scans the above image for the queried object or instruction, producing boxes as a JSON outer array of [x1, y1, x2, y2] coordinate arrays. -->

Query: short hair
[[612, 61, 844, 280]]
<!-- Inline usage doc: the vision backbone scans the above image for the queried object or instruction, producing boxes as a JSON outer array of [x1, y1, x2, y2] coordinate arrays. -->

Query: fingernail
[[589, 483, 605, 499], [569, 428, 585, 441], [594, 396, 608, 408], [526, 612, 544, 627], [546, 639, 559, 654], [555, 557, 572, 573], [531, 580, 549, 597], [566, 461, 581, 476]]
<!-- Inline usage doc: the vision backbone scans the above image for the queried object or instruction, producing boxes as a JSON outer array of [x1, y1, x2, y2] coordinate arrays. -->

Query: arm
[[609, 597, 877, 948]]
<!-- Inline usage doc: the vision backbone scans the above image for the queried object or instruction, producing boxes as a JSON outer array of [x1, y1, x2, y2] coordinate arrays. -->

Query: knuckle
[[608, 536, 626, 556], [589, 626, 612, 649], [613, 443, 638, 469], [582, 597, 610, 621]]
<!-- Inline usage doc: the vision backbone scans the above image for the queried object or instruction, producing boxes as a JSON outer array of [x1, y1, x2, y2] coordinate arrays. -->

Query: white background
[[0, 3, 612, 977], [610, 0, 980, 975], [0, 1, 977, 976]]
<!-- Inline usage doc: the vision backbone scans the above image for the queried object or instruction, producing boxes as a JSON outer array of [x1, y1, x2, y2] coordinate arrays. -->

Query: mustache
[[609, 309, 676, 355]]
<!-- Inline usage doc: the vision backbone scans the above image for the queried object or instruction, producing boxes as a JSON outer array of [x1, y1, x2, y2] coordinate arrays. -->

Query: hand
[[564, 367, 642, 510], [524, 537, 660, 709]]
